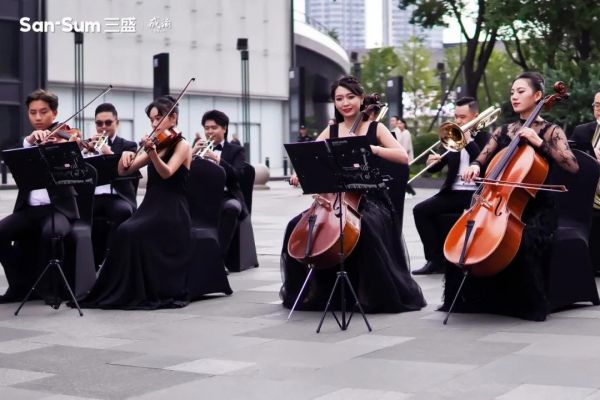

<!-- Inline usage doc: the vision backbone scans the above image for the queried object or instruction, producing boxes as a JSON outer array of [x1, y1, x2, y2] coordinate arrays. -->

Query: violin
[[141, 127, 182, 153], [443, 81, 569, 277], [133, 77, 196, 159], [35, 85, 113, 150], [39, 124, 98, 153]]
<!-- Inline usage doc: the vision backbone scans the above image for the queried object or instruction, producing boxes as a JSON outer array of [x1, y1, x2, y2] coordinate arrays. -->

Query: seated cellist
[[280, 76, 426, 313], [450, 71, 579, 321]]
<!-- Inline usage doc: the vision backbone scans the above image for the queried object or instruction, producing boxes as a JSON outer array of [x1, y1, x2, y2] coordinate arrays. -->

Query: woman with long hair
[[80, 96, 193, 309]]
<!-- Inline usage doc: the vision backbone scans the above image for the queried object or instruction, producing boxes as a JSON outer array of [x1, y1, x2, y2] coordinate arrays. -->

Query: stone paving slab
[[0, 182, 599, 399]]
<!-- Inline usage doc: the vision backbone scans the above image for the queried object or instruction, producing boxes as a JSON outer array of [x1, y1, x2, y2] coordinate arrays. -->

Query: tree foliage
[[490, 0, 600, 129], [398, 0, 500, 99], [360, 47, 400, 96], [399, 0, 600, 128]]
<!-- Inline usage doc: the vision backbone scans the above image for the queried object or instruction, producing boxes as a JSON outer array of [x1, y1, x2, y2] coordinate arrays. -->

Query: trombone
[[408, 106, 501, 184]]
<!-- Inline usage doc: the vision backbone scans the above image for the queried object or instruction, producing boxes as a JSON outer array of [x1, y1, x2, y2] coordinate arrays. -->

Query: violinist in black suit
[[192, 110, 248, 257], [0, 89, 80, 303], [84, 103, 138, 265], [412, 97, 491, 275], [571, 91, 600, 160]]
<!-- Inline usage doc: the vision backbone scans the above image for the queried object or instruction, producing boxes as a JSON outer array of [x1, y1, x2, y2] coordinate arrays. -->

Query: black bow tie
[[213, 144, 223, 151]]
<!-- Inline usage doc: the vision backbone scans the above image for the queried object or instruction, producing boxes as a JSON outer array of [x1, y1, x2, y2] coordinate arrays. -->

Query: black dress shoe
[[412, 261, 445, 275], [0, 291, 20, 304], [44, 295, 62, 309]]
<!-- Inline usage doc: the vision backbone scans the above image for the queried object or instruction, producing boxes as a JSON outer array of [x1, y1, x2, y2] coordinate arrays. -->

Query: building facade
[[382, 0, 443, 49], [305, 0, 365, 51], [44, 0, 291, 167]]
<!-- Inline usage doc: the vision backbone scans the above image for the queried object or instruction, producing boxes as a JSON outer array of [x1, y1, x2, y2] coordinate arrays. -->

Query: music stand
[[2, 142, 93, 316], [284, 136, 385, 333]]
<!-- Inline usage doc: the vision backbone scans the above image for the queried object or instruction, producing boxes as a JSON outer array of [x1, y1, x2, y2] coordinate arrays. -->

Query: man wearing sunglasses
[[89, 103, 138, 267]]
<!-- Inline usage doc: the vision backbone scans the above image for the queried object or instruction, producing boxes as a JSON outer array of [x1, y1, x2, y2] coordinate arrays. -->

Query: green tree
[[396, 37, 437, 96], [398, 0, 500, 99], [490, 0, 600, 128], [395, 37, 439, 134], [360, 47, 400, 96], [445, 45, 520, 108]]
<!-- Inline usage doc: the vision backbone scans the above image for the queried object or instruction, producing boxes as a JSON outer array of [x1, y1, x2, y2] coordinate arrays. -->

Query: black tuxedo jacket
[[219, 141, 249, 217], [427, 130, 491, 193], [14, 123, 80, 219], [571, 121, 597, 144], [106, 136, 138, 207]]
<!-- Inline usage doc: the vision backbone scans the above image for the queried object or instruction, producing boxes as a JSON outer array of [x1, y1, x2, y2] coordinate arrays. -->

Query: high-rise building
[[382, 0, 443, 49], [305, 0, 366, 51]]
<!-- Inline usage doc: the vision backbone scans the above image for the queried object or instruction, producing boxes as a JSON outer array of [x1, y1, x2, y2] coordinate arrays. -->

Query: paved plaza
[[1, 181, 600, 399]]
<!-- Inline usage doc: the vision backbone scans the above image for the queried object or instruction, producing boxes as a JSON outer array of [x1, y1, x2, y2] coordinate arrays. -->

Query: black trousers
[[413, 190, 474, 265], [92, 195, 134, 265], [219, 197, 242, 256], [0, 205, 72, 296]]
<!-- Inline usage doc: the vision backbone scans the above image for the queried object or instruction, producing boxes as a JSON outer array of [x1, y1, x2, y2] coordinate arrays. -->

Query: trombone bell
[[407, 106, 501, 184]]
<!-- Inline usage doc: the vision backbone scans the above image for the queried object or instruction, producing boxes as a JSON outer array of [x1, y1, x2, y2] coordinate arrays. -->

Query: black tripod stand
[[285, 136, 387, 332], [3, 142, 93, 316], [315, 191, 371, 333]]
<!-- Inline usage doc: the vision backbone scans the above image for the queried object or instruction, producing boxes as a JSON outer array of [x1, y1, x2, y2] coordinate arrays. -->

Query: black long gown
[[280, 122, 426, 313], [440, 120, 579, 321], [80, 147, 192, 309]]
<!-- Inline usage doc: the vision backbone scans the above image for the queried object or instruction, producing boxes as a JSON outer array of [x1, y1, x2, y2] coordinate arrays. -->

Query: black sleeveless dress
[[280, 122, 426, 313], [80, 147, 192, 309]]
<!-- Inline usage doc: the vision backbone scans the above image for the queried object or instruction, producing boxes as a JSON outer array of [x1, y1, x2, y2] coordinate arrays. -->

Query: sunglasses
[[95, 119, 115, 127]]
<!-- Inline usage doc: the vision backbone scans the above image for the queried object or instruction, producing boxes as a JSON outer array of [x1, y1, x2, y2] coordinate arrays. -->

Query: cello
[[443, 81, 569, 279], [287, 99, 385, 269]]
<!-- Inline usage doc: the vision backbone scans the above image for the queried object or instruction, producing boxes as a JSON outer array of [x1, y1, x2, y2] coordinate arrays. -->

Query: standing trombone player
[[412, 97, 493, 275]]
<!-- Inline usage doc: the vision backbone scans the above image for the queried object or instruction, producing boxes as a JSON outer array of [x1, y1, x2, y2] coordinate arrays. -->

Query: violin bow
[[135, 77, 196, 157], [48, 85, 113, 137]]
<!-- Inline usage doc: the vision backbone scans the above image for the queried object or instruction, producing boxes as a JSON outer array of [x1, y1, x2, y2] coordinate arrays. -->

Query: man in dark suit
[[296, 125, 313, 142], [193, 110, 248, 258], [0, 89, 81, 303], [85, 103, 138, 265], [571, 92, 600, 274], [412, 97, 491, 275], [571, 91, 600, 160]]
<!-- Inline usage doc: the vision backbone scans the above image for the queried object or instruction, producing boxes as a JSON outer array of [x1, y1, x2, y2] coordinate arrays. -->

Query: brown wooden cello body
[[287, 97, 387, 269], [288, 192, 362, 269], [443, 81, 569, 277], [443, 145, 548, 276]]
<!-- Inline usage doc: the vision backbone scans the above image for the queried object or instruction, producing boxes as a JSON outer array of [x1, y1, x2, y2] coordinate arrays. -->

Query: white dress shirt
[[22, 138, 51, 206]]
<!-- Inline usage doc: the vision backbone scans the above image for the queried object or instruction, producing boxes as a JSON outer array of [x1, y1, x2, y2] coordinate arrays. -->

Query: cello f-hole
[[494, 196, 503, 216]]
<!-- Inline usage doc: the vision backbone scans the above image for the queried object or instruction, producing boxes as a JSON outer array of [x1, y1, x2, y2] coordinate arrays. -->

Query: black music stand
[[83, 154, 120, 186], [2, 142, 93, 316], [284, 136, 385, 333]]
